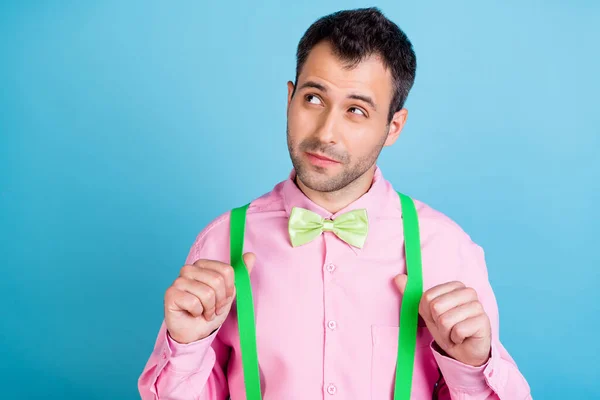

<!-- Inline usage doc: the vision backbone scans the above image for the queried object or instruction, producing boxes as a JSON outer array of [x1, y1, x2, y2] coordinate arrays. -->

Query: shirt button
[[327, 384, 337, 395], [327, 320, 337, 330], [325, 263, 336, 273], [488, 369, 494, 378]]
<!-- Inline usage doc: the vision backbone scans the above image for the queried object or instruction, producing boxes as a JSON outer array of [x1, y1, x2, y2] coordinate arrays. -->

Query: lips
[[306, 152, 339, 163]]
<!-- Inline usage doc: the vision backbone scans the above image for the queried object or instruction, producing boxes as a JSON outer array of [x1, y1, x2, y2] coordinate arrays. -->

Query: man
[[139, 7, 531, 399]]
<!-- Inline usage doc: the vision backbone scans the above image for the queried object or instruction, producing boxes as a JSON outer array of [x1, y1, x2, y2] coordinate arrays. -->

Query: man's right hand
[[164, 252, 256, 344]]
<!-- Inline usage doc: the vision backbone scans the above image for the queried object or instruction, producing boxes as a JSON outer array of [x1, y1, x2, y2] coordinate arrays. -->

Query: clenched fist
[[395, 275, 492, 367], [164, 253, 256, 344]]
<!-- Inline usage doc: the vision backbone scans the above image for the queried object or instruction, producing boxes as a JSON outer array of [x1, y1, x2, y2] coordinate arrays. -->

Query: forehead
[[298, 41, 393, 103]]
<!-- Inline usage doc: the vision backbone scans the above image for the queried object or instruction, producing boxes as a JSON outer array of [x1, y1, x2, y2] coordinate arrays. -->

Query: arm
[[138, 322, 230, 399], [432, 240, 532, 399], [138, 214, 242, 399]]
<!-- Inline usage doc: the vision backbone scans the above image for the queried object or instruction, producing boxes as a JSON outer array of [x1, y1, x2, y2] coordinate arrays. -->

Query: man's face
[[286, 40, 406, 193]]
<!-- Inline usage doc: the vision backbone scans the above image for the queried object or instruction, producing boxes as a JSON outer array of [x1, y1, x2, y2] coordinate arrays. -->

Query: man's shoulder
[[384, 176, 476, 248], [403, 196, 488, 281], [186, 181, 286, 258], [409, 196, 480, 250]]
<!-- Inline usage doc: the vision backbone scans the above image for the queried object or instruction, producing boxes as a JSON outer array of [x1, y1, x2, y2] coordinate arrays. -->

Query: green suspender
[[229, 203, 262, 398], [394, 192, 424, 399], [229, 192, 423, 400]]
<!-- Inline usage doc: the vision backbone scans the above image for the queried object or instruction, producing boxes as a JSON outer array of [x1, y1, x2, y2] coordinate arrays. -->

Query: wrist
[[432, 341, 491, 367]]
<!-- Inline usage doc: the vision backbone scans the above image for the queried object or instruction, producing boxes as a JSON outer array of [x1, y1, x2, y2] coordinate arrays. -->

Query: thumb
[[394, 273, 408, 296], [242, 252, 256, 274]]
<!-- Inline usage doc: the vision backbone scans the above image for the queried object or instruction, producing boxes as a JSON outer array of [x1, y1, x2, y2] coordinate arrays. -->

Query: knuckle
[[222, 265, 235, 281], [201, 287, 216, 304], [173, 277, 186, 288], [478, 312, 490, 326], [210, 273, 225, 289], [472, 301, 484, 313], [188, 294, 201, 309], [438, 314, 452, 329], [430, 299, 444, 317], [165, 286, 177, 299], [180, 264, 194, 276], [423, 292, 436, 305], [193, 260, 211, 272], [465, 287, 478, 299], [193, 259, 206, 267], [454, 324, 467, 338]]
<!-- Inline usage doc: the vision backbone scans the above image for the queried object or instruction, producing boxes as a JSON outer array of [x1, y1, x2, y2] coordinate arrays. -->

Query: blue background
[[1, 1, 598, 399]]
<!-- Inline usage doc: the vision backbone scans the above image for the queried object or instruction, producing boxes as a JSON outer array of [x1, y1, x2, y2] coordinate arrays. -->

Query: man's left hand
[[395, 275, 492, 367]]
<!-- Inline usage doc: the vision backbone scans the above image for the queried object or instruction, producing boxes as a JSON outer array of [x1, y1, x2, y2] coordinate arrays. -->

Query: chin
[[299, 171, 343, 193]]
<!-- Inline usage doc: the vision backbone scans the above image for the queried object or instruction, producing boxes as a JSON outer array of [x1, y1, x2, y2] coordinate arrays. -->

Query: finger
[[436, 301, 484, 346], [180, 266, 231, 311], [420, 281, 465, 322], [187, 261, 236, 299], [450, 314, 489, 345], [394, 274, 408, 295], [242, 252, 256, 274], [429, 287, 479, 321], [173, 277, 218, 320], [167, 287, 204, 318]]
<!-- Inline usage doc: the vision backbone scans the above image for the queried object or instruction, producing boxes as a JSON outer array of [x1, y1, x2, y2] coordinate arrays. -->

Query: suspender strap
[[230, 203, 262, 399], [230, 193, 423, 400], [394, 192, 424, 399]]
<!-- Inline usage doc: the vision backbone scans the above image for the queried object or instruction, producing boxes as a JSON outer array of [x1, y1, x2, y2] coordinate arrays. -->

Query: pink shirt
[[138, 167, 531, 399]]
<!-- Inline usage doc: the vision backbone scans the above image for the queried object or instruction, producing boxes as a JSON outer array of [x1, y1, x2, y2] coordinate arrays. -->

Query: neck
[[296, 166, 376, 214]]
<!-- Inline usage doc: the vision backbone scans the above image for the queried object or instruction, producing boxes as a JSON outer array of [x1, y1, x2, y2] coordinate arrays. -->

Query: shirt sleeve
[[137, 321, 230, 399], [138, 214, 232, 399], [432, 239, 532, 400]]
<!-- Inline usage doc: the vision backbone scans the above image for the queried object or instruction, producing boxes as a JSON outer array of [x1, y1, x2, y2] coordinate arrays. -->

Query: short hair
[[295, 7, 417, 122]]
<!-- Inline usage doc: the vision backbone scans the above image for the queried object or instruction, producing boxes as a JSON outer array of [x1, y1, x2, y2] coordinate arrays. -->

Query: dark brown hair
[[294, 7, 417, 122]]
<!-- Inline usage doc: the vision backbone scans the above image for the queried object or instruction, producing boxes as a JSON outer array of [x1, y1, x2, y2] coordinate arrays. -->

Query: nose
[[314, 108, 339, 144]]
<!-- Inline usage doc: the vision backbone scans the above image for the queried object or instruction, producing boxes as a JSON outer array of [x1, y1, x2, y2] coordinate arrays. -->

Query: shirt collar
[[281, 165, 388, 253]]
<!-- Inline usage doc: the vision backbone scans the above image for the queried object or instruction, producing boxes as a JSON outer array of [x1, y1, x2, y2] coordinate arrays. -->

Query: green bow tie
[[288, 207, 369, 248]]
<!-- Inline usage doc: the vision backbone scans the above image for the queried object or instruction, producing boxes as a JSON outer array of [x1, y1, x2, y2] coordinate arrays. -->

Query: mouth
[[306, 152, 339, 162], [305, 152, 340, 167]]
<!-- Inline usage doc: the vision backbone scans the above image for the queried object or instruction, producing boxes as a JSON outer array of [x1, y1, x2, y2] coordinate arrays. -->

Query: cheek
[[288, 105, 315, 138], [344, 127, 381, 156]]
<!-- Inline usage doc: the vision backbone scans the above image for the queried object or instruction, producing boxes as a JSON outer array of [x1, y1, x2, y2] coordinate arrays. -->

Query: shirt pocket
[[370, 325, 435, 400]]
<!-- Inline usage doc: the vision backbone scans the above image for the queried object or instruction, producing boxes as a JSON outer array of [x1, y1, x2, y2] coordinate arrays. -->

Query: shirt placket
[[322, 230, 345, 398]]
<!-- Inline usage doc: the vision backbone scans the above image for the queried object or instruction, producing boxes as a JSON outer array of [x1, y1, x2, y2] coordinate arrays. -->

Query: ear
[[287, 81, 295, 110], [384, 108, 408, 147]]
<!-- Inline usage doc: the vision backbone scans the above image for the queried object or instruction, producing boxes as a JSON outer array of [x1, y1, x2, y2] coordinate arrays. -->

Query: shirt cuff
[[162, 328, 220, 373], [431, 341, 498, 392]]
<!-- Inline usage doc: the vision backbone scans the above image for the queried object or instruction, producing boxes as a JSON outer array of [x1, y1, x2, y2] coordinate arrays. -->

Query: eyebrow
[[298, 80, 378, 111]]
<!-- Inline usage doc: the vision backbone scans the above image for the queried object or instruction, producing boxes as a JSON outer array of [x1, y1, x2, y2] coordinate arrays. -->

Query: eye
[[305, 94, 323, 105], [349, 107, 366, 117]]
